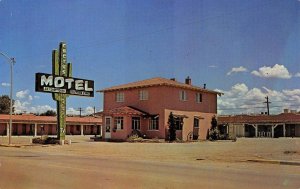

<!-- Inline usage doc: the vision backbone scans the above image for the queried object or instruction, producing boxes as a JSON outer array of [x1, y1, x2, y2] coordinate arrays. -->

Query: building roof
[[218, 113, 300, 124], [97, 77, 222, 95], [0, 114, 102, 124], [104, 106, 149, 116]]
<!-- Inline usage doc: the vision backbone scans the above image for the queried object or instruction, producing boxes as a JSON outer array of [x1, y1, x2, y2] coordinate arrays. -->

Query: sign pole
[[35, 42, 94, 145]]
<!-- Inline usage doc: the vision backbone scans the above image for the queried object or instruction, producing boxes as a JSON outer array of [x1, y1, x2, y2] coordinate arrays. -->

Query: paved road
[[0, 147, 299, 189]]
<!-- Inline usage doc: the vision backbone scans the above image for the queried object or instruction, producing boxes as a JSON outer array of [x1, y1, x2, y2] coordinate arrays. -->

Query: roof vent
[[203, 84, 206, 89]]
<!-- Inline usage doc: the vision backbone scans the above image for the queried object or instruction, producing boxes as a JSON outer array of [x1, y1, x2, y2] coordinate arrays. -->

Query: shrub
[[32, 137, 59, 144]]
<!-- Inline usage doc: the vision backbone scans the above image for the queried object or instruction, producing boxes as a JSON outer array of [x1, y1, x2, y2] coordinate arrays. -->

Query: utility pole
[[93, 106, 96, 117], [264, 96, 271, 115], [0, 52, 15, 145], [78, 107, 82, 117]]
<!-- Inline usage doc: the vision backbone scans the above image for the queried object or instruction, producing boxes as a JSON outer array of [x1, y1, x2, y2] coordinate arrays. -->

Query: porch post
[[81, 124, 84, 136], [283, 124, 286, 137], [34, 123, 37, 137], [255, 124, 258, 138], [226, 124, 229, 135], [6, 122, 9, 137], [242, 124, 245, 137], [271, 124, 275, 138], [100, 125, 102, 136]]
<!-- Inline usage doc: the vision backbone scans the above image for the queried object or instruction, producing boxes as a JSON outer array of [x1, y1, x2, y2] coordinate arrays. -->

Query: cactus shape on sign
[[52, 42, 72, 141]]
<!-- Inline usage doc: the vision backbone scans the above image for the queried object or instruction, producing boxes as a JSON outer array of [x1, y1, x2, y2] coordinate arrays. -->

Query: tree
[[39, 110, 57, 116], [168, 112, 176, 142], [209, 115, 219, 141], [0, 95, 14, 114], [211, 115, 217, 130]]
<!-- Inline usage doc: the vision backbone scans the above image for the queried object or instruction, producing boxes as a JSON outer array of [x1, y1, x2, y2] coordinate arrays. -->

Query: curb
[[247, 159, 300, 166]]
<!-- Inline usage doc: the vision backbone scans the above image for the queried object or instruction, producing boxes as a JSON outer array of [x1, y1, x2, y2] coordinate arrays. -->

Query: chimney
[[185, 76, 191, 85], [170, 78, 176, 81], [284, 109, 289, 113], [203, 84, 206, 89]]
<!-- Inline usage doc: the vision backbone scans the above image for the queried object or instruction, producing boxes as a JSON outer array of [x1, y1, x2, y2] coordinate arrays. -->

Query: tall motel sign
[[35, 42, 94, 144]]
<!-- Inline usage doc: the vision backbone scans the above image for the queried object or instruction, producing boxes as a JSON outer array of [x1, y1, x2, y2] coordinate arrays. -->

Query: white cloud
[[14, 90, 56, 114], [29, 105, 56, 114], [1, 82, 10, 87], [28, 95, 33, 101], [66, 106, 95, 116], [227, 66, 248, 75], [85, 106, 95, 115], [251, 64, 292, 79], [294, 73, 300, 77], [67, 107, 78, 115], [16, 90, 30, 99], [14, 100, 30, 114], [217, 83, 300, 115]]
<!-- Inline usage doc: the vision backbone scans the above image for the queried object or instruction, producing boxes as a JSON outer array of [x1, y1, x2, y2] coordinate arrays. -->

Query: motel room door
[[105, 117, 112, 139]]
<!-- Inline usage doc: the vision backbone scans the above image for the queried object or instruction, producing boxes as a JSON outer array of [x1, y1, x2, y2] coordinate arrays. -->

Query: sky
[[0, 0, 300, 115]]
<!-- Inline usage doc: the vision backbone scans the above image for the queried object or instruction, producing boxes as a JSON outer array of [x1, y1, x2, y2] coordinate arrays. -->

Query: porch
[[223, 123, 300, 138]]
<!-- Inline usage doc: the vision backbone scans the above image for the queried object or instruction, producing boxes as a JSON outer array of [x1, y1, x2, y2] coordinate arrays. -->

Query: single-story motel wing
[[218, 112, 300, 139], [0, 114, 102, 137]]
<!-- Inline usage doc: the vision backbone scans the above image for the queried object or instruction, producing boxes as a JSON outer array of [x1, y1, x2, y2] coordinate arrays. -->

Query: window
[[132, 117, 141, 130], [194, 117, 199, 128], [139, 90, 148, 100], [114, 117, 124, 130], [179, 90, 187, 101], [175, 117, 183, 130], [76, 125, 80, 131], [149, 117, 159, 130], [115, 92, 124, 102], [196, 93, 202, 103]]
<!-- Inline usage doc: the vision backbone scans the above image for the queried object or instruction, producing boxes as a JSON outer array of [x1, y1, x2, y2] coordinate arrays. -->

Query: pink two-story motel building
[[98, 77, 222, 141]]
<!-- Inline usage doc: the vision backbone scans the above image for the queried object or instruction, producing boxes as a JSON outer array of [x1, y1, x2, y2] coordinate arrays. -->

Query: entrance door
[[105, 117, 112, 139]]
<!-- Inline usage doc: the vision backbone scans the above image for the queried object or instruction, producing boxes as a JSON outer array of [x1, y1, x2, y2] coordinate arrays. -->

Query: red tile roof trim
[[97, 77, 222, 95], [0, 114, 102, 124], [104, 106, 149, 116], [218, 113, 300, 124]]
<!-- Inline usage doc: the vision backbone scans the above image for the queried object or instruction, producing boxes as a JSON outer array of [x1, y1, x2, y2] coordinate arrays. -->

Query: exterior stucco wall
[[104, 86, 217, 114], [103, 85, 218, 140], [164, 109, 216, 141]]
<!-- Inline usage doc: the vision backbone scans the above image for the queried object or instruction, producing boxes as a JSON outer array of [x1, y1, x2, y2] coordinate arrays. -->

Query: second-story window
[[115, 92, 124, 102], [139, 90, 148, 100], [179, 90, 187, 101], [196, 93, 202, 103]]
